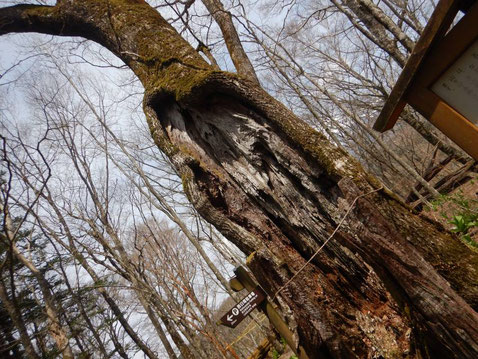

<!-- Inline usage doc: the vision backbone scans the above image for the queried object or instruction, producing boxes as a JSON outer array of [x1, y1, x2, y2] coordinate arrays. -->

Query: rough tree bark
[[1, 1, 478, 358]]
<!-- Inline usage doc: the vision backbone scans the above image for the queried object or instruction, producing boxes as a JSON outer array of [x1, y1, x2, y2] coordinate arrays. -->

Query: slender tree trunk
[[0, 278, 40, 359], [200, 0, 260, 85], [108, 325, 129, 359], [146, 294, 198, 359], [33, 321, 48, 358], [21, 190, 161, 359], [9, 246, 74, 359], [331, 0, 407, 66], [46, 192, 181, 358], [355, 0, 415, 52], [89, 269, 163, 358], [51, 243, 109, 358], [0, 205, 74, 359], [100, 287, 162, 359], [1, 2, 478, 357], [137, 296, 180, 359]]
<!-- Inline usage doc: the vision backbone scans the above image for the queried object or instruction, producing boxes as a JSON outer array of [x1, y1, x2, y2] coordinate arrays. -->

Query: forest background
[[0, 0, 477, 358]]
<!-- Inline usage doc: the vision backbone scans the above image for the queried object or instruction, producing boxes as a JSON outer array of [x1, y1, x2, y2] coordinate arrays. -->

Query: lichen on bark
[[2, 1, 478, 357]]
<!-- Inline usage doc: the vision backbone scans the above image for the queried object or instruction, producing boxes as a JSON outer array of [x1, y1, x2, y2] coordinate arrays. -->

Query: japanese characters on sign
[[219, 287, 265, 328], [432, 38, 478, 125]]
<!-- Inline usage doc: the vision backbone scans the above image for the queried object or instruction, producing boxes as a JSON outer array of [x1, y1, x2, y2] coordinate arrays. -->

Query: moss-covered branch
[[0, 4, 59, 36], [0, 1, 211, 96]]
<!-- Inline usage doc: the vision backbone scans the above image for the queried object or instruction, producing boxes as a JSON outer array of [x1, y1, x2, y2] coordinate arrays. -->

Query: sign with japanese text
[[218, 287, 265, 328], [432, 38, 478, 124]]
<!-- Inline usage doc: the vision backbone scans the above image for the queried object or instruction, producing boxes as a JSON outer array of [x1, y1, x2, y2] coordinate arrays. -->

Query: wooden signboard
[[374, 0, 478, 160], [220, 266, 310, 359], [218, 287, 265, 328], [431, 38, 478, 124]]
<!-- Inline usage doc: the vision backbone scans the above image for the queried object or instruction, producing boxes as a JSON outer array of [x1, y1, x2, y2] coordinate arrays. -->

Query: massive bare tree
[[1, 1, 478, 358]]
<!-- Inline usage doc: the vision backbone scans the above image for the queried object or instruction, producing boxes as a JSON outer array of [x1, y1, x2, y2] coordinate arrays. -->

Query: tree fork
[[1, 1, 478, 357]]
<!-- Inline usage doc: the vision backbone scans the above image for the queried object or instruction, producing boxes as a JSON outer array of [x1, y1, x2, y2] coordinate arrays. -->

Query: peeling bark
[[148, 89, 478, 357], [1, 1, 478, 357]]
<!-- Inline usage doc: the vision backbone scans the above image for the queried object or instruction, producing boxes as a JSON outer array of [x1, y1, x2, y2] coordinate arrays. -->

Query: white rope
[[272, 186, 383, 300]]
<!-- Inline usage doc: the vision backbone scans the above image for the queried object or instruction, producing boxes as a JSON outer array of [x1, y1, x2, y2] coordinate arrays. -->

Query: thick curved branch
[[0, 4, 61, 36], [3, 1, 478, 357], [0, 1, 210, 98]]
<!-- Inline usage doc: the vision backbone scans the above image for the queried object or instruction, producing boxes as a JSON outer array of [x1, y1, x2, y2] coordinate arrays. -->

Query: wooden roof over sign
[[373, 0, 463, 132], [373, 0, 478, 160]]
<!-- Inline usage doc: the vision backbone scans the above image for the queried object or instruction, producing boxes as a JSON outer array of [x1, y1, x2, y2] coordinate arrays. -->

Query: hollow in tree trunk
[[1, 1, 478, 357]]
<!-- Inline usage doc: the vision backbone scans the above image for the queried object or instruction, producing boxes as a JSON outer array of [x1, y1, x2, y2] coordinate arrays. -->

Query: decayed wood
[[1, 1, 478, 357]]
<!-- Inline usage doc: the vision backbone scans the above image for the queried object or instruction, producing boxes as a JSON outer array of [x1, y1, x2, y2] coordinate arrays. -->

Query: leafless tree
[[0, 1, 477, 358]]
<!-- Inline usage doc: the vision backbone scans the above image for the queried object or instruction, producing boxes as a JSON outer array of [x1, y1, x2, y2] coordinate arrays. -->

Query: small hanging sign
[[218, 287, 265, 328]]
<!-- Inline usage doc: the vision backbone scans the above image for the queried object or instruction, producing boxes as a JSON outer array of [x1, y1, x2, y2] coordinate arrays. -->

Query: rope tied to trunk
[[271, 186, 383, 301]]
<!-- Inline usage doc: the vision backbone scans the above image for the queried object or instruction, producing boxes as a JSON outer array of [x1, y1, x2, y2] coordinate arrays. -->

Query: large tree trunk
[[1, 1, 478, 357]]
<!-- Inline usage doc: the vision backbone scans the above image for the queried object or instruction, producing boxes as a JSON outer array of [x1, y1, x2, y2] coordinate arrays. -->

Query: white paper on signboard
[[431, 38, 478, 125]]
